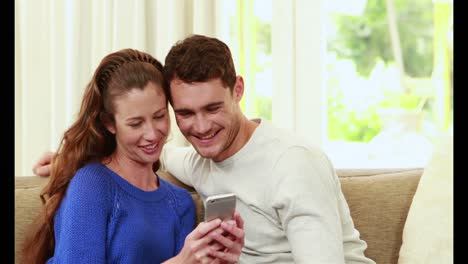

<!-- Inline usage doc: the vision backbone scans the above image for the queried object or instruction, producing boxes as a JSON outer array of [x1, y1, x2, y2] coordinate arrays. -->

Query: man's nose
[[193, 114, 210, 134]]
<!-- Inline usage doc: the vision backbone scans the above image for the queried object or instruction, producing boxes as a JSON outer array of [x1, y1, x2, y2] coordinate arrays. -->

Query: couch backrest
[[15, 168, 422, 264], [337, 169, 422, 264], [15, 176, 48, 264]]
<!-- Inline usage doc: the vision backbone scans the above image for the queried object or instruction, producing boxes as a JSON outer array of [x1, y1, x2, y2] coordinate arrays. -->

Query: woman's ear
[[100, 112, 116, 134]]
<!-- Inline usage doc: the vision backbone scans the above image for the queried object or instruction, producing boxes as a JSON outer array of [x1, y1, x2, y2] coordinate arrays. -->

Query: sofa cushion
[[15, 169, 422, 264], [339, 168, 422, 264], [398, 134, 453, 264], [15, 176, 48, 264]]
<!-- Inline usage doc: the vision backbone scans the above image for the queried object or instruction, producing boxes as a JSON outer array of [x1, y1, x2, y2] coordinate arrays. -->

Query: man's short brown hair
[[163, 34, 237, 103]]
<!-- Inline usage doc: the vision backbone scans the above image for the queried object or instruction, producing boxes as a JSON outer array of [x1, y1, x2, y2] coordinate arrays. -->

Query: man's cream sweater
[[162, 119, 375, 264]]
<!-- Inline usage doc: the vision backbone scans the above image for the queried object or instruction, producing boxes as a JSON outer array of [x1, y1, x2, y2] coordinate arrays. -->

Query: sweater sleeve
[[51, 168, 110, 263], [271, 147, 345, 264], [173, 188, 197, 253]]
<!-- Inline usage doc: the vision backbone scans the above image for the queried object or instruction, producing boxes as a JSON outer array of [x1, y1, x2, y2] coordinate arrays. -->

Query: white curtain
[[15, 0, 327, 176], [15, 0, 222, 176], [271, 0, 326, 147]]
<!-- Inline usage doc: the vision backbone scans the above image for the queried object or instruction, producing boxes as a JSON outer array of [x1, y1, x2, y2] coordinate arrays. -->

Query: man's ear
[[100, 112, 116, 134], [232, 76, 244, 102]]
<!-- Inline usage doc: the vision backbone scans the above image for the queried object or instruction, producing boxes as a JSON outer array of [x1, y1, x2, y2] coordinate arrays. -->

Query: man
[[34, 34, 375, 263]]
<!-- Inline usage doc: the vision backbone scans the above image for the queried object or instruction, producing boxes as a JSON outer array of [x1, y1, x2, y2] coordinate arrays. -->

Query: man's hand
[[32, 151, 56, 177], [208, 211, 245, 263]]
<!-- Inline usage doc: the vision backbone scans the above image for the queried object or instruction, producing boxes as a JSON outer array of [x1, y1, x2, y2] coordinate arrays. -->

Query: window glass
[[218, 0, 453, 168], [218, 0, 273, 120], [325, 0, 453, 168]]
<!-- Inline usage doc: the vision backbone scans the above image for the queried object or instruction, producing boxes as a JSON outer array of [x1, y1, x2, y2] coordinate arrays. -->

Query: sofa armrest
[[15, 176, 48, 263]]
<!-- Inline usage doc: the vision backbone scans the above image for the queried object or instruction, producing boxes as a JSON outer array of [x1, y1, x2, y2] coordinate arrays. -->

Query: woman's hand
[[164, 218, 224, 264], [163, 212, 245, 264]]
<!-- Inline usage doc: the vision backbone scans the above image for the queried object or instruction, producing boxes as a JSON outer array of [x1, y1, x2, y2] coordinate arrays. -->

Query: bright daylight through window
[[218, 0, 453, 169]]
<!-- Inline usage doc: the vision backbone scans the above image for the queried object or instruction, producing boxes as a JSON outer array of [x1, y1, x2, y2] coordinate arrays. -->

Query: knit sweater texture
[[47, 162, 196, 264]]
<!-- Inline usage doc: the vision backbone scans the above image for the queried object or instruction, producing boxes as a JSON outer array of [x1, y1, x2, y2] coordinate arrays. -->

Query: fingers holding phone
[[203, 194, 244, 263], [208, 211, 245, 263], [174, 219, 224, 263]]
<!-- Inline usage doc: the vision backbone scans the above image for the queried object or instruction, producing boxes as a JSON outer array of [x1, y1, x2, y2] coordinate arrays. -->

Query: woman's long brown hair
[[20, 49, 167, 264]]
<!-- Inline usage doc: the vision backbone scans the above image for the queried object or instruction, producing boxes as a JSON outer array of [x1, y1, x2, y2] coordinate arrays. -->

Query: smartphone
[[204, 193, 236, 222]]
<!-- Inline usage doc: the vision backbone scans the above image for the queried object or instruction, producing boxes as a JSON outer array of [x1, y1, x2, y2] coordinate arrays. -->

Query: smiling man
[[168, 77, 254, 162], [161, 35, 376, 264]]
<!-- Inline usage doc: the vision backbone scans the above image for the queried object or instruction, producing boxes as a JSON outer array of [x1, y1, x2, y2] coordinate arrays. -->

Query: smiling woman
[[102, 81, 169, 189], [20, 48, 245, 264]]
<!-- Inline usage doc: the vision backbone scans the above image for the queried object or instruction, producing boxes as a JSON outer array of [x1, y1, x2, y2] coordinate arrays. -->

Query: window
[[216, 0, 272, 120], [218, 0, 453, 168]]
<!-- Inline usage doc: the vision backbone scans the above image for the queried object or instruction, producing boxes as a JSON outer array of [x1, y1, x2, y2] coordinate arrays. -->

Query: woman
[[21, 49, 244, 263]]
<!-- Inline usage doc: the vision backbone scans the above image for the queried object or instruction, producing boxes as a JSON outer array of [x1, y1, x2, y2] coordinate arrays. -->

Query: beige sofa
[[15, 168, 423, 264]]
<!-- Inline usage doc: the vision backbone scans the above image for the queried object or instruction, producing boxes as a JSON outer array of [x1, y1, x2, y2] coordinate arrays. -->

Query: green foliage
[[329, 0, 391, 77], [327, 82, 424, 142], [254, 96, 272, 120], [397, 0, 434, 77], [379, 90, 421, 109], [327, 89, 382, 142], [326, 0, 437, 142], [329, 0, 434, 77], [256, 18, 271, 54]]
